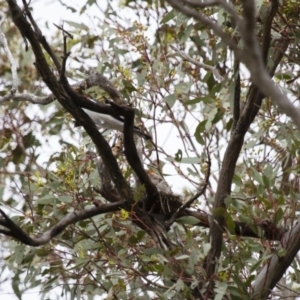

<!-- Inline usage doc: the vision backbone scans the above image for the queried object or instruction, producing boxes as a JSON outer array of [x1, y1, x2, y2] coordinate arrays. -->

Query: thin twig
[[166, 146, 211, 227], [53, 23, 73, 39], [22, 0, 61, 70], [170, 45, 223, 81]]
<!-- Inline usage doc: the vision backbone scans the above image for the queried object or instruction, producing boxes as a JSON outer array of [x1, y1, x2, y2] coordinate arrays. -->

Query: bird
[[81, 108, 151, 140], [147, 168, 173, 194]]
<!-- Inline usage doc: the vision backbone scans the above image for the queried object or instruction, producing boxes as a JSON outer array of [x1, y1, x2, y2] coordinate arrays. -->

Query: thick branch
[[261, 0, 279, 65], [166, 1, 294, 292], [0, 92, 55, 104], [239, 1, 300, 129], [21, 0, 61, 71], [165, 0, 240, 52], [188, 210, 287, 241], [94, 156, 123, 204], [169, 0, 300, 130], [106, 100, 159, 207], [232, 60, 241, 131], [252, 216, 300, 299], [0, 202, 123, 246], [184, 0, 242, 25], [6, 0, 133, 204], [0, 205, 288, 246], [0, 73, 119, 105]]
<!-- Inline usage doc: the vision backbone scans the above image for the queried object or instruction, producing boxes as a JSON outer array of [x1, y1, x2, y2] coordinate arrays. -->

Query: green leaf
[[163, 93, 177, 108], [12, 272, 22, 299], [180, 24, 193, 43], [278, 195, 285, 205], [175, 82, 192, 94], [250, 167, 264, 185], [23, 132, 39, 147], [226, 118, 233, 131], [0, 185, 4, 200], [160, 10, 175, 24], [264, 164, 273, 178], [12, 144, 25, 164], [262, 175, 269, 188], [232, 174, 243, 187], [175, 279, 185, 291], [180, 157, 202, 164], [258, 196, 272, 209], [212, 110, 224, 124], [245, 139, 257, 149], [214, 281, 227, 300], [255, 0, 264, 11], [122, 79, 136, 93], [185, 96, 214, 105], [206, 107, 218, 130], [58, 195, 73, 203], [204, 72, 216, 92], [194, 120, 207, 145], [176, 216, 200, 225], [217, 8, 225, 26], [38, 195, 55, 205], [226, 214, 235, 233], [276, 247, 287, 257], [64, 20, 89, 31], [274, 208, 284, 225]]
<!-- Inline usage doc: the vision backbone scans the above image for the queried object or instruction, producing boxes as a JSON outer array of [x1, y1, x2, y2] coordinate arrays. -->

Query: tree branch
[[0, 92, 55, 104], [5, 0, 133, 206], [252, 216, 300, 299], [188, 210, 288, 241], [0, 203, 288, 245], [0, 73, 127, 105], [0, 202, 123, 246], [105, 100, 159, 208], [166, 147, 211, 227], [166, 0, 240, 52], [21, 0, 61, 71], [165, 2, 295, 295], [232, 59, 241, 131], [261, 0, 279, 65], [170, 44, 223, 81]]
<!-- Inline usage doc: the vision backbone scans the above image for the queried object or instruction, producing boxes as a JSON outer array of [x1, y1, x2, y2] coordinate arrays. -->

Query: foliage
[[1, 0, 300, 299]]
